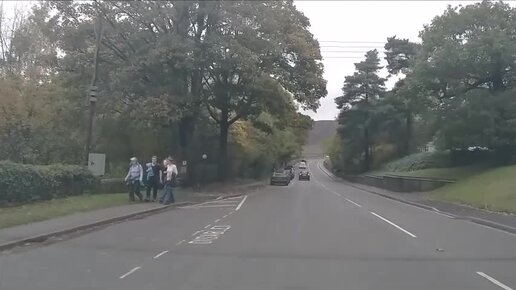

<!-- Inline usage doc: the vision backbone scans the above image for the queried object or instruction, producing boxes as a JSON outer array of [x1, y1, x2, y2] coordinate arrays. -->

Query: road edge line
[[316, 160, 516, 236]]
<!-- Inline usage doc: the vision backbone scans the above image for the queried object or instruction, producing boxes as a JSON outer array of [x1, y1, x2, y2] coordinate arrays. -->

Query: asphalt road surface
[[1, 160, 516, 290]]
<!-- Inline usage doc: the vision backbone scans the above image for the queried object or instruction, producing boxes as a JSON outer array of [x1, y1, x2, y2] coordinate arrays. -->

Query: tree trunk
[[218, 118, 229, 181], [363, 128, 370, 172], [403, 112, 413, 156], [177, 116, 195, 184]]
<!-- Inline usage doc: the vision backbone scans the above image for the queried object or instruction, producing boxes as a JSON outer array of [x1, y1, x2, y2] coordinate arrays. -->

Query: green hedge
[[0, 162, 99, 204]]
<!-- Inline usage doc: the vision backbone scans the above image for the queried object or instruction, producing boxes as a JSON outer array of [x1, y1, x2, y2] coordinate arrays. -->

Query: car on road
[[299, 161, 307, 170], [298, 170, 310, 181], [270, 169, 290, 186]]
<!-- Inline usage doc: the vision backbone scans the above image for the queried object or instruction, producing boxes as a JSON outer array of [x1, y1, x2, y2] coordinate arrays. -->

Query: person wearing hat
[[124, 157, 144, 202]]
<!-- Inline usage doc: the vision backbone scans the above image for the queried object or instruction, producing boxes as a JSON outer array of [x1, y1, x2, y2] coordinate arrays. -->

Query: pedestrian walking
[[125, 157, 143, 202], [144, 156, 162, 202], [160, 157, 178, 205]]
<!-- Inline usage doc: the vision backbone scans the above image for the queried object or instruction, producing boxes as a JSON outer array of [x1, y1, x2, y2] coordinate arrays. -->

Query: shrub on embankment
[[0, 162, 99, 204]]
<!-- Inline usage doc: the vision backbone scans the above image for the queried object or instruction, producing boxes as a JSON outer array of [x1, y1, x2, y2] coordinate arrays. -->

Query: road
[[1, 160, 516, 290]]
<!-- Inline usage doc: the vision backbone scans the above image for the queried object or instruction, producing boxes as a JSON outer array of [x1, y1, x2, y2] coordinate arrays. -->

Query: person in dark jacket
[[144, 156, 162, 202]]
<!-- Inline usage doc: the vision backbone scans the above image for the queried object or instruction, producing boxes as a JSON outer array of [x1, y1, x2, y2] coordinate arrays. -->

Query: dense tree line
[[0, 1, 326, 182], [332, 1, 516, 173]]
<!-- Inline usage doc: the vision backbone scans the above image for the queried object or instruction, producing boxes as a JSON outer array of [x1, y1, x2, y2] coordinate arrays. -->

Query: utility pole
[[85, 16, 103, 165]]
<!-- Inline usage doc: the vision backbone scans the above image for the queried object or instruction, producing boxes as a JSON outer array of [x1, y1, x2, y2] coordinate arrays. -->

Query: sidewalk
[[0, 180, 266, 251], [319, 162, 516, 234]]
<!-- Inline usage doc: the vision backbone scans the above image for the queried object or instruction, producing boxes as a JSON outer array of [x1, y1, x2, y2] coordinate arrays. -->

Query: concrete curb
[[0, 181, 267, 252], [316, 161, 516, 235], [0, 201, 192, 252]]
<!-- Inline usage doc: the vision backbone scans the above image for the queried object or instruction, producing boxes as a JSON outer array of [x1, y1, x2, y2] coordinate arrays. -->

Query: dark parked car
[[299, 170, 310, 181], [270, 169, 290, 186]]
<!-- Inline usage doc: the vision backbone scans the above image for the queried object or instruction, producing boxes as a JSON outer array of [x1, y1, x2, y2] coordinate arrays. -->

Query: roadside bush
[[0, 162, 99, 204], [36, 164, 99, 197], [0, 162, 49, 203], [382, 151, 451, 172]]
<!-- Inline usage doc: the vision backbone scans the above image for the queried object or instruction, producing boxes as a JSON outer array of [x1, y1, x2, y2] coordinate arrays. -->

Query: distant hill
[[302, 120, 338, 158]]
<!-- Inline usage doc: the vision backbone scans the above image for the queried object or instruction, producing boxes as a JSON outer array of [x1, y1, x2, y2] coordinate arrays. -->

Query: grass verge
[[0, 194, 130, 229], [431, 165, 516, 214]]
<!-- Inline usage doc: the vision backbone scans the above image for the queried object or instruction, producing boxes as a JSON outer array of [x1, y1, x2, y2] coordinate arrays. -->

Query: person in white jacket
[[160, 157, 178, 204], [124, 157, 143, 202]]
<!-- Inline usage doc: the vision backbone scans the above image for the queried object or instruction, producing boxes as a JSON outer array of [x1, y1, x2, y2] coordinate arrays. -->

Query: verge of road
[[0, 181, 265, 252], [317, 161, 516, 236]]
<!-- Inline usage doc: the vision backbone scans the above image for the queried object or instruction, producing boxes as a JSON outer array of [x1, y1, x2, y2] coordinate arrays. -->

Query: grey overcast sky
[[295, 1, 514, 120]]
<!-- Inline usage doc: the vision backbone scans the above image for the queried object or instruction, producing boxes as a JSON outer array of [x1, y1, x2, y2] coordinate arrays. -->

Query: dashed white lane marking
[[235, 195, 248, 211], [214, 219, 221, 223], [370, 212, 417, 238], [119, 266, 141, 279], [476, 272, 514, 290], [223, 215, 229, 218], [192, 230, 202, 236], [175, 240, 186, 245], [153, 250, 168, 259], [345, 198, 362, 208], [330, 190, 341, 197], [204, 224, 212, 228]]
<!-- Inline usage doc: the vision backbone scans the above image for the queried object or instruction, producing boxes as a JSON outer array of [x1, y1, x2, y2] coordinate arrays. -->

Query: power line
[[321, 50, 385, 53], [319, 40, 385, 44], [322, 56, 367, 59], [320, 45, 385, 49]]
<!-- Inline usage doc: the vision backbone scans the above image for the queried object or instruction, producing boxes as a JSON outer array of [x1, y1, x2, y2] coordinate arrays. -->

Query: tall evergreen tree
[[335, 50, 386, 171]]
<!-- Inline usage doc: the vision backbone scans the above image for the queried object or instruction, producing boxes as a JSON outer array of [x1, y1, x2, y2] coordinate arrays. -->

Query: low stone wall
[[343, 174, 454, 192]]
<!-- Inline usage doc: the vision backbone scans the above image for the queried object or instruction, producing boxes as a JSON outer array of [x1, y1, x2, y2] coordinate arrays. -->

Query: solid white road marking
[[204, 224, 212, 228], [476, 272, 514, 290], [370, 212, 417, 238], [119, 267, 141, 279], [214, 219, 221, 223], [229, 211, 236, 215], [188, 225, 231, 244], [153, 250, 169, 259], [175, 240, 186, 245], [235, 195, 248, 211], [345, 198, 362, 208]]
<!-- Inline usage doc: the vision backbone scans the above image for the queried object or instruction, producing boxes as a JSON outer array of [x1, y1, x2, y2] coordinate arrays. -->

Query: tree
[[384, 36, 420, 77], [335, 50, 386, 171], [415, 1, 516, 155], [201, 1, 326, 180]]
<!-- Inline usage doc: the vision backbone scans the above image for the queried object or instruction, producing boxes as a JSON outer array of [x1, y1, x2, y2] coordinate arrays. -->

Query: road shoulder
[[317, 160, 516, 235]]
